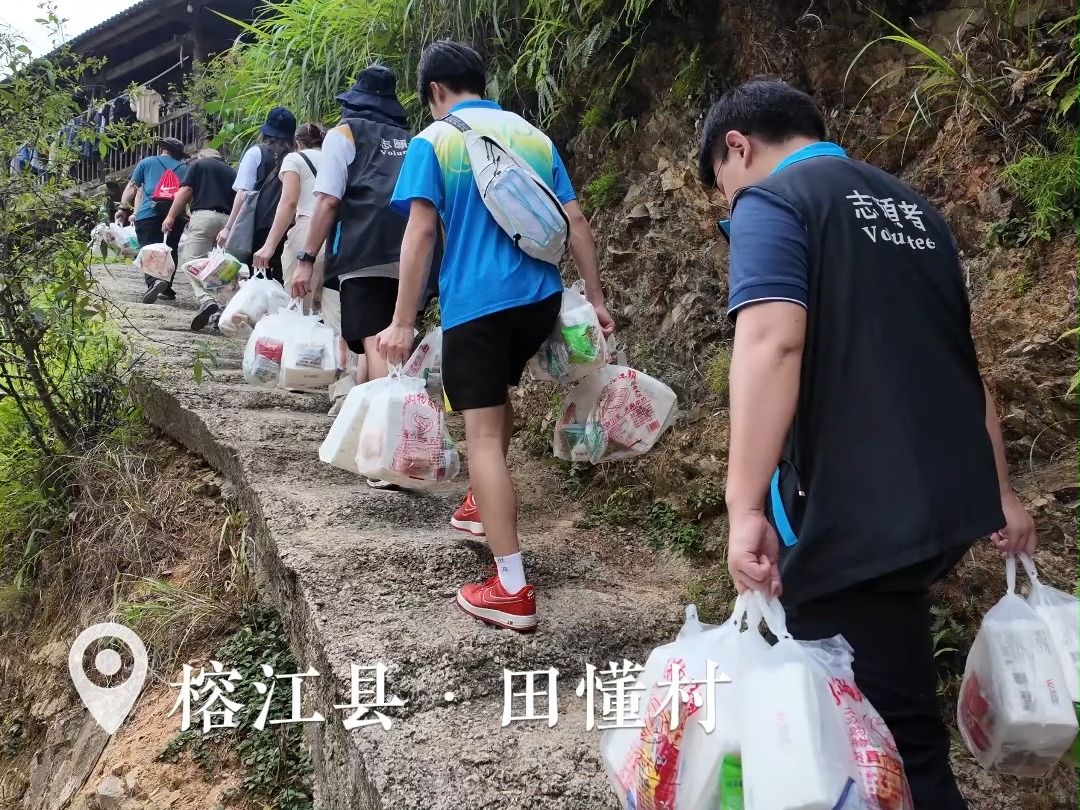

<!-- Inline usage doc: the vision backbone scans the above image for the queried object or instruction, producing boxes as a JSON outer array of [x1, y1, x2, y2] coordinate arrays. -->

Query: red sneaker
[[457, 575, 537, 632], [450, 490, 485, 537]]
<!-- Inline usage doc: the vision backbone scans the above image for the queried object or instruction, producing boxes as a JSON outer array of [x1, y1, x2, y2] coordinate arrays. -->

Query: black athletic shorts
[[442, 292, 561, 412], [339, 276, 435, 355]]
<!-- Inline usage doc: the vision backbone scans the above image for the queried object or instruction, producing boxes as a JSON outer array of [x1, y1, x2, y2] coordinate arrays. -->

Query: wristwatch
[[296, 250, 318, 263]]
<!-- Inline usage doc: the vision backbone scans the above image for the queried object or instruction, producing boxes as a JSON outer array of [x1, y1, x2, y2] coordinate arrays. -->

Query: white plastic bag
[[279, 314, 340, 391], [740, 593, 859, 810], [195, 248, 245, 292], [354, 372, 460, 487], [403, 327, 442, 378], [319, 376, 399, 474], [1017, 553, 1080, 704], [528, 285, 606, 383], [553, 365, 677, 464], [133, 242, 175, 280], [220, 272, 290, 338], [957, 555, 1078, 777], [800, 636, 914, 810], [104, 222, 139, 256], [242, 306, 297, 388], [600, 595, 766, 810]]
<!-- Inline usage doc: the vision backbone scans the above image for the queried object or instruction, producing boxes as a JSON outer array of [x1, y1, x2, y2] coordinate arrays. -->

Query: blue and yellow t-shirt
[[390, 100, 573, 330]]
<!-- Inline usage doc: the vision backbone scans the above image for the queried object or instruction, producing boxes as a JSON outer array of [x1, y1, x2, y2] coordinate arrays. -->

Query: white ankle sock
[[495, 553, 526, 594]]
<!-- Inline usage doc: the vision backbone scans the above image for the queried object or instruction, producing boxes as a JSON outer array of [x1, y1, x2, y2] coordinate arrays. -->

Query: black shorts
[[442, 293, 561, 412], [338, 277, 398, 354]]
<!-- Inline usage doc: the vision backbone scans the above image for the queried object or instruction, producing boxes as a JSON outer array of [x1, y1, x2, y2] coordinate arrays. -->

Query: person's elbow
[[314, 193, 340, 214], [734, 301, 807, 362]]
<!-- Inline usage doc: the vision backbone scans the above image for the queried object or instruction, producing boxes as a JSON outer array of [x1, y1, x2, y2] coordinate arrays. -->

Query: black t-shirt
[[736, 157, 1005, 606], [182, 157, 237, 213]]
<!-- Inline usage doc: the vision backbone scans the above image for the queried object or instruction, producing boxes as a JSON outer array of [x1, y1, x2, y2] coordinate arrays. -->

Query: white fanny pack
[[441, 113, 570, 266]]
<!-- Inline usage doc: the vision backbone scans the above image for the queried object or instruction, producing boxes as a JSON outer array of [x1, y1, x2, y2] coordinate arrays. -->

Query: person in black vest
[[216, 106, 297, 283], [698, 79, 1036, 809], [292, 66, 439, 441]]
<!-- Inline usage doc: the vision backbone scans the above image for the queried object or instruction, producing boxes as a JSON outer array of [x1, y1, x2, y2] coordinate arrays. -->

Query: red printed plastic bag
[[801, 637, 914, 810], [403, 327, 442, 379], [355, 372, 459, 487], [553, 365, 677, 464], [600, 595, 766, 810], [957, 555, 1078, 777], [133, 242, 175, 280]]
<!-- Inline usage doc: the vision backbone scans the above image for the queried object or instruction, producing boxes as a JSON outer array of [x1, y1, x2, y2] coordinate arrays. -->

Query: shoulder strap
[[298, 152, 317, 177], [440, 114, 471, 134]]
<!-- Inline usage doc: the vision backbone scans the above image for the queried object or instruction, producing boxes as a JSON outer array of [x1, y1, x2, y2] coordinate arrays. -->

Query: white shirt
[[280, 149, 322, 217], [312, 126, 356, 201], [233, 145, 263, 191]]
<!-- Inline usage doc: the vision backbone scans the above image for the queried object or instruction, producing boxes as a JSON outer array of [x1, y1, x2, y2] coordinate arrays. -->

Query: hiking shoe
[[142, 280, 170, 304], [190, 300, 220, 332], [450, 490, 485, 537], [457, 575, 537, 632], [160, 286, 177, 300], [366, 478, 399, 491]]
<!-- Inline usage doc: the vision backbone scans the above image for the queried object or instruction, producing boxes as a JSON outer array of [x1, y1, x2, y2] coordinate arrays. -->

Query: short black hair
[[698, 79, 826, 186], [417, 40, 486, 104]]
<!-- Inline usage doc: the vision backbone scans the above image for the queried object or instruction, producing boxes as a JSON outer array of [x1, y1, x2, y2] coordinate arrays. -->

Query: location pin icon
[[68, 623, 148, 735]]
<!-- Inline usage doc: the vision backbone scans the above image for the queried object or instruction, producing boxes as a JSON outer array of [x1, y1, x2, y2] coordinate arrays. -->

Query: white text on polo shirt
[[846, 190, 937, 251]]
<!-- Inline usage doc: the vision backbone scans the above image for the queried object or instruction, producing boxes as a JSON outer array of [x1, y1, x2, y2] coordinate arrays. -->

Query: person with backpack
[[117, 136, 188, 303], [253, 123, 327, 314], [292, 66, 439, 438], [216, 106, 297, 283], [697, 79, 1036, 808], [375, 41, 614, 632]]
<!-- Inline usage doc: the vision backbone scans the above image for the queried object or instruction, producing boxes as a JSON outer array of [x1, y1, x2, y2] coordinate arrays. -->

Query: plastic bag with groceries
[[553, 365, 677, 464], [242, 300, 341, 390], [133, 242, 175, 280], [600, 595, 768, 810], [353, 371, 459, 487], [528, 284, 607, 383], [957, 554, 1078, 777], [192, 247, 245, 293], [219, 272, 290, 338]]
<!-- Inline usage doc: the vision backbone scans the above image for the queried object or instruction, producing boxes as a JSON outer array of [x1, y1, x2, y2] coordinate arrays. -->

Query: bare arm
[[217, 189, 247, 246], [564, 200, 614, 335], [565, 200, 602, 304], [302, 193, 340, 257], [983, 382, 1011, 495], [120, 180, 138, 208], [262, 171, 300, 252], [725, 302, 807, 516], [392, 199, 439, 326]]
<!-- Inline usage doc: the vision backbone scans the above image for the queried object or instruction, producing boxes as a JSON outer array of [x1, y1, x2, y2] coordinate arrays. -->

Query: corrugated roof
[[50, 0, 161, 56]]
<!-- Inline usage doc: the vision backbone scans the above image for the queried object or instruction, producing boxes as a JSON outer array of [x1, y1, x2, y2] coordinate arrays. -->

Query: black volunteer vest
[[735, 156, 1004, 605]]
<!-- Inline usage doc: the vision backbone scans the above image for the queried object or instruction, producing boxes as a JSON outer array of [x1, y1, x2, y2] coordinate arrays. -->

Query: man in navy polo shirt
[[698, 79, 1036, 808]]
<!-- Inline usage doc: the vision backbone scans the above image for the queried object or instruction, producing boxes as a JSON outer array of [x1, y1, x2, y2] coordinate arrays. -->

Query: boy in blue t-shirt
[[378, 40, 614, 632], [119, 137, 188, 303]]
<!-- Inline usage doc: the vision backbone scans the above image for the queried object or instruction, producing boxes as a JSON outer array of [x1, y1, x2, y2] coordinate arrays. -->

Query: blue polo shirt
[[723, 142, 847, 318], [390, 100, 571, 330]]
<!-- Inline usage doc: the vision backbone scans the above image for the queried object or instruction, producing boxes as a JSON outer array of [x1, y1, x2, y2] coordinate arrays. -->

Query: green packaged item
[[562, 323, 597, 365], [717, 754, 743, 809]]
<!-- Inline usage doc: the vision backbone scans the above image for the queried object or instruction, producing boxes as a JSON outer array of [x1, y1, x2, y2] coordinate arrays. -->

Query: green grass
[[646, 500, 706, 556], [703, 344, 732, 400], [582, 168, 624, 216], [1000, 125, 1079, 241]]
